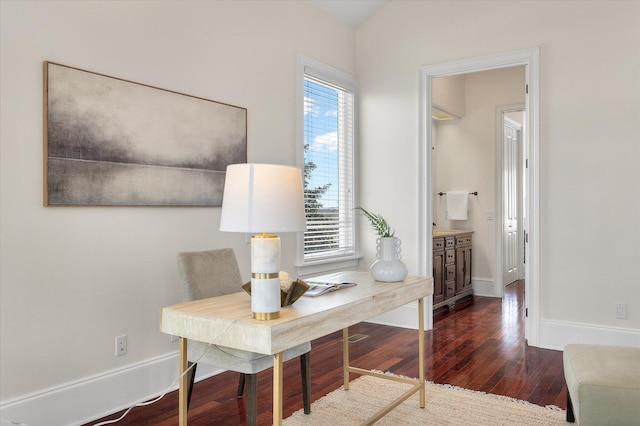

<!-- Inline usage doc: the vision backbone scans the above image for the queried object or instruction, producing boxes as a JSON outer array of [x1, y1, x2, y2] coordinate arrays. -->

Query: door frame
[[418, 47, 540, 346], [497, 104, 526, 291]]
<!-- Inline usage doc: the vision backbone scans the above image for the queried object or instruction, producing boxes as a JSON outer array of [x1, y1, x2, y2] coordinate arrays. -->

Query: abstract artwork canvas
[[44, 62, 247, 206]]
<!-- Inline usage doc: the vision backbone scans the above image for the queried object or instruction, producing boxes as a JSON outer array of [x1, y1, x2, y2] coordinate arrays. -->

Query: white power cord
[[1, 344, 207, 426], [2, 320, 237, 426], [93, 322, 237, 426], [0, 419, 31, 426], [92, 349, 205, 426]]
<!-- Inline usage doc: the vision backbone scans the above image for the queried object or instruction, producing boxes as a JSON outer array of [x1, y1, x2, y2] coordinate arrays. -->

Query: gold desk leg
[[273, 352, 284, 426], [343, 328, 350, 390], [179, 337, 188, 426], [418, 298, 425, 408]]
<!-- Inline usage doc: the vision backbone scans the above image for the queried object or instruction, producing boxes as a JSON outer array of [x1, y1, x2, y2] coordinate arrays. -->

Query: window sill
[[295, 255, 363, 278]]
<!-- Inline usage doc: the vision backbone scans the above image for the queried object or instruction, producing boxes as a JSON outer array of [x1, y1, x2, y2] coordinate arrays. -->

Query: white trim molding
[[540, 320, 640, 351], [0, 353, 221, 426], [494, 103, 526, 298], [472, 278, 500, 298], [418, 47, 540, 347], [295, 55, 361, 277]]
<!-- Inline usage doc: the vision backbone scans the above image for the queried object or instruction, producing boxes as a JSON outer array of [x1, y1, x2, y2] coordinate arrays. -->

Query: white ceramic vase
[[370, 236, 408, 282]]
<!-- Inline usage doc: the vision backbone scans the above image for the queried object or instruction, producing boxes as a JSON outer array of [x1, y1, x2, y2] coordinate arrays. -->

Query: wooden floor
[[89, 280, 566, 425]]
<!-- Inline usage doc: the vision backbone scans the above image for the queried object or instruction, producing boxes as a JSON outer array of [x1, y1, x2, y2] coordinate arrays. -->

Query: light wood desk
[[160, 271, 433, 425]]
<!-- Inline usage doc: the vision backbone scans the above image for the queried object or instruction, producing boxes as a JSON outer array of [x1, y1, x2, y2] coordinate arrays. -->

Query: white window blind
[[301, 64, 356, 264]]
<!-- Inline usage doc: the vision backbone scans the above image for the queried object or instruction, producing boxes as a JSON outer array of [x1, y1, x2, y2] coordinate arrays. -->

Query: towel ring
[[438, 192, 478, 196]]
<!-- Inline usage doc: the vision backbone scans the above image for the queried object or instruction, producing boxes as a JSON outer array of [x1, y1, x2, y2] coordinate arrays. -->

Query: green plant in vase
[[355, 207, 407, 282], [355, 207, 395, 238]]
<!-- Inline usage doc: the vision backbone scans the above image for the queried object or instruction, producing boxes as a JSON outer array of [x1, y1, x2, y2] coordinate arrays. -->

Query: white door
[[503, 117, 522, 285]]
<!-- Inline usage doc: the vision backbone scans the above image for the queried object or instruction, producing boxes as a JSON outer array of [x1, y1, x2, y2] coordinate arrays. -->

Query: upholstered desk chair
[[176, 248, 311, 425]]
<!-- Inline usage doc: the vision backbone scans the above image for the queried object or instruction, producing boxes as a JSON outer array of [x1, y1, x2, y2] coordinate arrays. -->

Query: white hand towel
[[446, 191, 469, 220]]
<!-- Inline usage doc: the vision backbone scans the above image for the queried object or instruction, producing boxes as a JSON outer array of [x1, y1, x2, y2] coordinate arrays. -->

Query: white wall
[[432, 74, 465, 118], [435, 67, 526, 281], [0, 0, 354, 415], [2, 0, 639, 422], [356, 1, 640, 345]]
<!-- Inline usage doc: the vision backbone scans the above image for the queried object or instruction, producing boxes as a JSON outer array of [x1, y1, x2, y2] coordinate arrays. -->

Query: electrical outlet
[[487, 210, 494, 220], [116, 335, 127, 356], [615, 303, 627, 319]]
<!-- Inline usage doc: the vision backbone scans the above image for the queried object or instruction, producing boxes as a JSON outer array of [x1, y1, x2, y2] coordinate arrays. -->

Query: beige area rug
[[284, 374, 565, 425]]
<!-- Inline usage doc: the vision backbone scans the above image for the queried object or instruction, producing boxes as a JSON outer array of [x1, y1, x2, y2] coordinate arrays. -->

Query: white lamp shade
[[219, 163, 307, 233]]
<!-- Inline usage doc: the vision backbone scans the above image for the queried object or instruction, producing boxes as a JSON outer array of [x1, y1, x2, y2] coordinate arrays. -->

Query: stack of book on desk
[[303, 281, 357, 297]]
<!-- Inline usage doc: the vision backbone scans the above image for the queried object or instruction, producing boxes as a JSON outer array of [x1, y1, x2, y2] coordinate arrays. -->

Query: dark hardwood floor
[[89, 280, 565, 425]]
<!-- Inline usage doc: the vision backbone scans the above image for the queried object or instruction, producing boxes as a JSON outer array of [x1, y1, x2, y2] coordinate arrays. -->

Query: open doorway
[[498, 106, 526, 289], [430, 68, 525, 302], [418, 48, 540, 347]]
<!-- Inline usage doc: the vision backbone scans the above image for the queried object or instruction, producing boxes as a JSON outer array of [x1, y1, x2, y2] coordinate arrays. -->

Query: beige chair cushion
[[564, 344, 640, 426], [188, 340, 311, 374], [176, 248, 311, 374]]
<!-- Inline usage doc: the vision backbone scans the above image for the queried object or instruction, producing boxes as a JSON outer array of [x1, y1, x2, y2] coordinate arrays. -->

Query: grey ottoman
[[563, 344, 640, 425]]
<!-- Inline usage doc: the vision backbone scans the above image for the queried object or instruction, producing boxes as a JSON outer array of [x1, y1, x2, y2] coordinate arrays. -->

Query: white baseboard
[[4, 321, 637, 426], [1, 299, 431, 426], [0, 352, 222, 426], [472, 277, 500, 297], [540, 319, 640, 351]]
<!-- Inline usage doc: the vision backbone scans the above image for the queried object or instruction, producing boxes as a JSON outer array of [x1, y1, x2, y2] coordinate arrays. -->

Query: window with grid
[[297, 58, 358, 272]]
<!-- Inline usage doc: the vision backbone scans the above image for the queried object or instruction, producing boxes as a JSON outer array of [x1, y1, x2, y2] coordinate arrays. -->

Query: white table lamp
[[220, 163, 306, 320]]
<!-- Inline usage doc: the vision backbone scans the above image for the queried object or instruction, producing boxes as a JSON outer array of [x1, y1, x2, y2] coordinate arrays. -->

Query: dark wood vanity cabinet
[[433, 231, 473, 311], [433, 238, 446, 305], [455, 234, 472, 294]]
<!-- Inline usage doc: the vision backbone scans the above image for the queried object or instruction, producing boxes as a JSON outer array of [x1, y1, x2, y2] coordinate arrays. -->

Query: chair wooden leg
[[186, 362, 197, 410], [566, 390, 575, 423], [245, 373, 258, 426], [237, 373, 246, 398], [300, 352, 311, 414]]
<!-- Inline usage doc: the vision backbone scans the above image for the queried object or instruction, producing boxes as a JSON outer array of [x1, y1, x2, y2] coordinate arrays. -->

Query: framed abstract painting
[[43, 62, 247, 206]]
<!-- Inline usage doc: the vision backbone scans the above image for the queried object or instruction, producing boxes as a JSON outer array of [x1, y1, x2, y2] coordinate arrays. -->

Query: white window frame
[[295, 55, 361, 277]]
